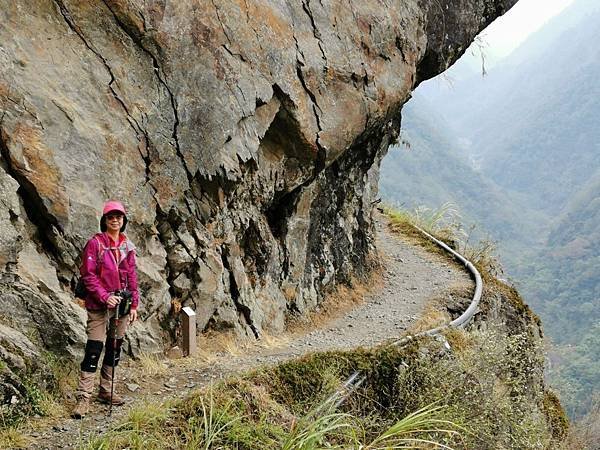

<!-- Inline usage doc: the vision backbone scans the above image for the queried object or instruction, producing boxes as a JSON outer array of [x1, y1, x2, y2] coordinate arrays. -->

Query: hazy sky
[[481, 0, 576, 62], [421, 0, 578, 93]]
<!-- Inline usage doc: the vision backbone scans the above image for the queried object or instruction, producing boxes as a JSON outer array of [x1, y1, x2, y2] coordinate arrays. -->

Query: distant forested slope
[[420, 0, 600, 214], [381, 0, 600, 417], [522, 171, 600, 338], [380, 95, 543, 251], [531, 175, 600, 414]]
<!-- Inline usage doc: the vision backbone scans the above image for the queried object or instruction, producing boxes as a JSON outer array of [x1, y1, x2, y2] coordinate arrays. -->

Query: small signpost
[[181, 306, 197, 357]]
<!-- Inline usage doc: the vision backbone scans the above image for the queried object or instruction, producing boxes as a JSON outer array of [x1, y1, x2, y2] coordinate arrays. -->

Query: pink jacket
[[80, 232, 140, 311]]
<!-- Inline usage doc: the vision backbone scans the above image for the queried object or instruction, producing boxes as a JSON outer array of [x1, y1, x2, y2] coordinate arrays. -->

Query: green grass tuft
[[0, 427, 30, 449]]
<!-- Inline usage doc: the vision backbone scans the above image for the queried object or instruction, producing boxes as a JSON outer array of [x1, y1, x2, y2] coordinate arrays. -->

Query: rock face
[[0, 0, 515, 392]]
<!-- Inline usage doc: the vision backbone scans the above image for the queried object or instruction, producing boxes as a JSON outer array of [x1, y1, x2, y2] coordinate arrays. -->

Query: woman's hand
[[129, 309, 138, 324], [106, 295, 121, 308]]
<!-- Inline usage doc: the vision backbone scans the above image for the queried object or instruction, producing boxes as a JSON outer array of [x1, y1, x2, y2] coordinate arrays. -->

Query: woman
[[72, 200, 140, 419]]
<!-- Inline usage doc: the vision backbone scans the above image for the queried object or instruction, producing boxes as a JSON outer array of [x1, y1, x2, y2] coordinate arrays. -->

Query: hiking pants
[[76, 309, 130, 398]]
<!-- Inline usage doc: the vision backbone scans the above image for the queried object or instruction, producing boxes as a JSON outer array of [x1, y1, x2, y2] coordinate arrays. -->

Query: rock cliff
[[0, 0, 515, 407]]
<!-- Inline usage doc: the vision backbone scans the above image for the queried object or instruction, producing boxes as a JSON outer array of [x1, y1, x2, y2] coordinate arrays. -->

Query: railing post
[[181, 306, 197, 357]]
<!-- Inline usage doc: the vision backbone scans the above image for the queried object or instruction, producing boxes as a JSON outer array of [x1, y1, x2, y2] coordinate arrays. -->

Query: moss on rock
[[542, 389, 570, 443]]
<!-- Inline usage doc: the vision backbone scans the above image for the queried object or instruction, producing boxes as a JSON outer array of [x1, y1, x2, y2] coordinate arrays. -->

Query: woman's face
[[106, 212, 124, 233]]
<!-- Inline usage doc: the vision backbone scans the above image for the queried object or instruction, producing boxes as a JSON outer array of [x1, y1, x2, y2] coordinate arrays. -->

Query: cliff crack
[[51, 99, 73, 123], [220, 248, 260, 339], [395, 36, 407, 63], [302, 0, 328, 65], [99, 0, 193, 185], [53, 1, 143, 138], [291, 33, 325, 161], [295, 64, 325, 155], [211, 0, 233, 49], [222, 44, 248, 63], [3, 94, 45, 130], [52, 0, 156, 193], [242, 0, 273, 79]]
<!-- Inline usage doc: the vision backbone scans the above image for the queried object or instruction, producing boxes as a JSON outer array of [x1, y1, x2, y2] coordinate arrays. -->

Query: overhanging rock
[[0, 0, 516, 361]]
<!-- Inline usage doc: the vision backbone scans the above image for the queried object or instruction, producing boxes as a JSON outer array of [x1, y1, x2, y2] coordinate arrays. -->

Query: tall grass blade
[[282, 394, 354, 450], [364, 403, 463, 450], [198, 385, 241, 450]]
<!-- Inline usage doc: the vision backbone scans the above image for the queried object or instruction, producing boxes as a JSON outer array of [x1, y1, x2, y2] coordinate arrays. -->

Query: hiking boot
[[98, 390, 125, 405], [72, 370, 95, 419], [71, 397, 90, 419]]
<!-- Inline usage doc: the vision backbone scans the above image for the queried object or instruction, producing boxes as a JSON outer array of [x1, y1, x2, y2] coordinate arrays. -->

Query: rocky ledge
[[0, 0, 515, 414]]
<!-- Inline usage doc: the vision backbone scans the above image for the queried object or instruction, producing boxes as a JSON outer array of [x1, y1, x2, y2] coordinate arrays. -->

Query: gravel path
[[257, 216, 470, 357], [28, 215, 472, 449]]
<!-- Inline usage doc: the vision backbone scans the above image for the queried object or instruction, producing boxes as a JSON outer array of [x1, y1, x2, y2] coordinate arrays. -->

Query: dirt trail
[[28, 216, 472, 449]]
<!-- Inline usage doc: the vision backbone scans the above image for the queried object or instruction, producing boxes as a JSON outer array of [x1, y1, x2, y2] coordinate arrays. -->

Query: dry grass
[[196, 330, 290, 357], [407, 302, 451, 334], [387, 218, 445, 255], [384, 208, 455, 257], [0, 428, 30, 449], [149, 332, 245, 373], [443, 327, 473, 353], [405, 280, 474, 337], [15, 400, 71, 445], [193, 346, 220, 365], [0, 360, 75, 447], [171, 298, 183, 316], [137, 353, 170, 377], [39, 395, 69, 420], [46, 355, 79, 401], [149, 329, 291, 376], [383, 207, 489, 278], [213, 333, 246, 357], [255, 332, 290, 350], [164, 346, 220, 372], [446, 280, 474, 299], [197, 331, 250, 357]]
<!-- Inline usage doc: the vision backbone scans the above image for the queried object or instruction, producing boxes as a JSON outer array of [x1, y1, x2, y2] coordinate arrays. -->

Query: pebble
[[164, 377, 177, 388], [126, 383, 140, 392]]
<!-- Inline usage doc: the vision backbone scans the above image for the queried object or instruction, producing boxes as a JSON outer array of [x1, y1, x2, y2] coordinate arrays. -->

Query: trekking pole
[[109, 295, 120, 416]]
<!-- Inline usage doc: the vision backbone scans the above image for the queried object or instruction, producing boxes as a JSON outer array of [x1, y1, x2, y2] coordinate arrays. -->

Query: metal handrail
[[409, 225, 483, 336], [330, 223, 484, 403]]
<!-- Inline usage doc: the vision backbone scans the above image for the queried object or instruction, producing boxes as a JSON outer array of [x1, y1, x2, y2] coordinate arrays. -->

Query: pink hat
[[100, 200, 128, 232], [103, 200, 126, 216]]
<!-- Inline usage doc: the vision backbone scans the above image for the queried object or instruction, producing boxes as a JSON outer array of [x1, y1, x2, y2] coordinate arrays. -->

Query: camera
[[114, 290, 133, 316]]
